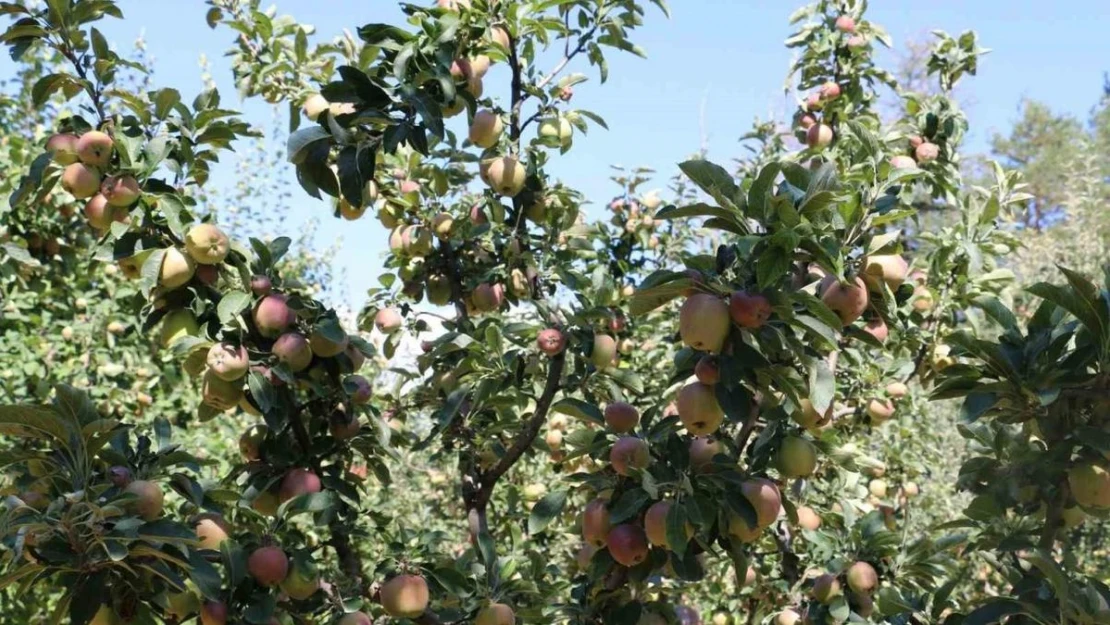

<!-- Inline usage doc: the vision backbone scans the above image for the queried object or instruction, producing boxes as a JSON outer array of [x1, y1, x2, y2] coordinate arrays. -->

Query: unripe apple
[[592, 334, 617, 369], [281, 556, 320, 600], [694, 355, 720, 385], [793, 398, 831, 430], [273, 332, 313, 372], [339, 198, 367, 220], [604, 402, 640, 433], [902, 481, 920, 498], [442, 96, 465, 118], [607, 523, 649, 567], [890, 155, 916, 169], [471, 283, 504, 312], [254, 295, 294, 338], [819, 275, 869, 325], [728, 514, 762, 543], [309, 327, 349, 358], [202, 370, 243, 410], [644, 500, 692, 548], [689, 437, 722, 471], [336, 612, 371, 625], [159, 247, 196, 289], [867, 398, 894, 424], [100, 175, 140, 207], [813, 573, 842, 603], [742, 478, 782, 528], [124, 480, 164, 521], [469, 109, 503, 148], [729, 290, 772, 329], [914, 142, 940, 163], [157, 310, 199, 351], [247, 545, 288, 586], [545, 428, 563, 451], [302, 93, 329, 121], [807, 123, 834, 149], [869, 478, 888, 498], [796, 505, 821, 530], [431, 212, 454, 239], [76, 130, 114, 167], [108, 320, 126, 335], [61, 162, 101, 199], [485, 156, 526, 196], [380, 574, 430, 618], [885, 381, 908, 398], [582, 498, 611, 547], [200, 602, 228, 625], [207, 342, 249, 381], [679, 293, 731, 353], [61, 326, 74, 340], [1068, 463, 1110, 508], [509, 268, 530, 298], [677, 382, 724, 436], [279, 467, 322, 503], [912, 285, 935, 311], [862, 254, 909, 290], [476, 602, 515, 625], [610, 436, 650, 476], [251, 489, 280, 516], [863, 317, 888, 343], [46, 133, 79, 164], [776, 610, 801, 625], [777, 435, 818, 478], [835, 15, 856, 33], [239, 424, 268, 461], [538, 117, 573, 149], [165, 590, 199, 620], [194, 513, 230, 551], [819, 81, 841, 100], [847, 561, 878, 593]]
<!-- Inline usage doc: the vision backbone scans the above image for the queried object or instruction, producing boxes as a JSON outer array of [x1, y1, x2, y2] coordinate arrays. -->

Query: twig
[[734, 394, 762, 456]]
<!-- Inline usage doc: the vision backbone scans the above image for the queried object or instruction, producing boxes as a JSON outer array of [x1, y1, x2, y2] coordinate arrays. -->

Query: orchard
[[1, 1, 1108, 624]]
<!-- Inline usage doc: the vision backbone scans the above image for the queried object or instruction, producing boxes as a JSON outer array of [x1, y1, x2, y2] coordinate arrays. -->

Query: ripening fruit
[[820, 275, 869, 325], [76, 130, 114, 167], [847, 561, 878, 593], [604, 402, 640, 433], [867, 398, 895, 424], [819, 81, 841, 100], [807, 124, 834, 149], [1068, 463, 1110, 508], [537, 328, 566, 355], [813, 573, 842, 603], [46, 133, 79, 164], [165, 590, 200, 620], [610, 436, 650, 476], [468, 55, 491, 79], [469, 109, 503, 148], [199, 601, 228, 625], [476, 603, 516, 625], [160, 247, 196, 289], [863, 317, 888, 343], [728, 515, 762, 543], [741, 478, 782, 528], [432, 212, 454, 239], [913, 285, 935, 311], [239, 424, 268, 461], [202, 370, 243, 410], [591, 334, 618, 369], [374, 307, 403, 334], [248, 545, 288, 586], [254, 295, 294, 338], [689, 437, 722, 471], [793, 398, 831, 429], [109, 466, 132, 487], [84, 194, 120, 231], [799, 113, 817, 129], [835, 15, 856, 32], [582, 498, 611, 547], [309, 327, 349, 358], [159, 309, 200, 348], [862, 254, 909, 291], [194, 514, 230, 551], [336, 613, 371, 625], [100, 175, 140, 207], [694, 355, 720, 385], [402, 224, 433, 256], [679, 293, 731, 353], [644, 500, 692, 548], [279, 467, 322, 503], [915, 142, 940, 163], [61, 162, 101, 198], [777, 435, 818, 478], [796, 505, 821, 530], [345, 375, 372, 405], [886, 382, 908, 398], [281, 557, 320, 600], [485, 156, 527, 196], [902, 481, 920, 499], [302, 94, 329, 121], [776, 610, 801, 625], [677, 382, 724, 436], [607, 524, 649, 567], [538, 117, 574, 149], [207, 343, 249, 381], [890, 155, 916, 169], [380, 574, 430, 618], [124, 480, 164, 521], [729, 290, 772, 329], [472, 283, 504, 313], [273, 332, 313, 372], [869, 479, 888, 498]]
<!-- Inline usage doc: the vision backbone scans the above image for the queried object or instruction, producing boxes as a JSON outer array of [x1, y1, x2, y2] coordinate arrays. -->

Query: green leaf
[[655, 202, 738, 222], [807, 358, 834, 414], [286, 126, 331, 164], [215, 291, 250, 325], [665, 500, 690, 556], [678, 159, 741, 211], [551, 398, 603, 425], [629, 278, 693, 316], [608, 488, 649, 524], [961, 598, 1027, 624], [527, 490, 567, 534], [152, 88, 180, 120], [747, 162, 781, 221]]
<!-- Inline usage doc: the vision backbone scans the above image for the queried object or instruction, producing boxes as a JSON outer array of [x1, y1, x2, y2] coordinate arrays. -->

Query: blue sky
[[10, 1, 1109, 308]]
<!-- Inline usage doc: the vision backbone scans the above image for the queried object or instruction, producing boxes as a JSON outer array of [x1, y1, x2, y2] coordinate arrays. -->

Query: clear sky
[[9, 1, 1109, 308]]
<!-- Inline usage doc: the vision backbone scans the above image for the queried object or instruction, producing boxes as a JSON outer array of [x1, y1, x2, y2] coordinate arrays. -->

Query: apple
[[402, 224, 433, 255], [847, 561, 878, 593], [799, 113, 817, 129], [468, 55, 491, 79], [869, 479, 888, 498], [124, 480, 164, 521], [591, 334, 617, 369], [610, 436, 650, 476], [807, 123, 833, 148], [472, 283, 504, 313], [158, 247, 196, 289], [250, 275, 272, 296], [302, 93, 329, 121], [644, 500, 692, 548], [582, 498, 611, 547], [281, 557, 319, 600], [273, 332, 313, 372], [902, 481, 920, 498], [915, 142, 940, 163], [912, 285, 935, 311], [476, 602, 515, 625], [165, 590, 199, 620], [345, 374, 372, 405], [689, 437, 722, 471], [485, 156, 526, 196], [805, 92, 823, 111], [279, 467, 322, 503], [679, 293, 731, 353], [890, 155, 916, 169], [538, 117, 573, 149], [862, 254, 909, 290], [61, 162, 101, 199], [819, 275, 869, 325], [793, 398, 831, 430], [339, 198, 367, 220], [813, 573, 842, 603], [431, 212, 454, 239], [536, 328, 566, 355], [469, 109, 503, 148], [727, 515, 762, 543], [852, 591, 875, 618], [777, 435, 818, 478], [379, 574, 429, 618], [863, 317, 888, 343], [159, 309, 200, 348], [84, 194, 121, 230], [375, 307, 403, 334], [819, 81, 841, 100], [251, 488, 280, 516], [194, 514, 230, 551], [465, 75, 484, 98], [46, 133, 79, 164], [202, 370, 242, 410], [606, 524, 649, 567], [604, 402, 640, 433], [677, 382, 724, 436], [207, 342, 249, 381], [239, 424, 268, 461], [336, 613, 371, 625], [835, 15, 856, 32], [741, 478, 782, 528], [729, 290, 772, 329], [76, 130, 113, 167], [886, 381, 908, 398], [776, 610, 801, 625], [199, 602, 228, 625], [247, 545, 288, 586], [108, 466, 132, 487], [1068, 463, 1110, 508], [694, 355, 720, 385], [795, 505, 821, 530], [196, 264, 219, 285], [308, 327, 348, 358], [867, 398, 894, 424], [100, 175, 140, 207], [254, 295, 294, 338]]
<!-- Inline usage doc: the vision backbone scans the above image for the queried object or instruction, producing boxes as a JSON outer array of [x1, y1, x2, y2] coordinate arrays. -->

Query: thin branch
[[734, 394, 762, 456]]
